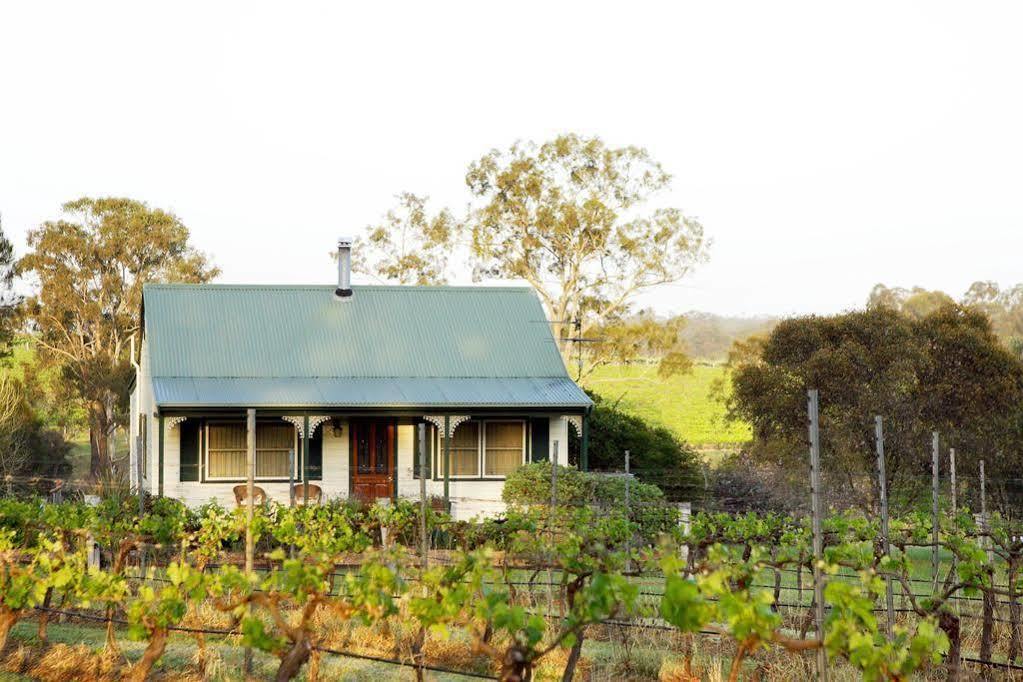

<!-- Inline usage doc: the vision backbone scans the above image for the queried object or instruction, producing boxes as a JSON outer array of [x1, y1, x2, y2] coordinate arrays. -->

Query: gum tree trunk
[[88, 399, 113, 478]]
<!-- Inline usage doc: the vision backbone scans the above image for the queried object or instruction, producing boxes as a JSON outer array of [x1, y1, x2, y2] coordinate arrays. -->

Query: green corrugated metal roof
[[143, 284, 590, 409]]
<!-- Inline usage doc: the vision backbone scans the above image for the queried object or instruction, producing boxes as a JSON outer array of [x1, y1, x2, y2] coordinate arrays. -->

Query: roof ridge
[[143, 283, 534, 292], [151, 374, 572, 379]]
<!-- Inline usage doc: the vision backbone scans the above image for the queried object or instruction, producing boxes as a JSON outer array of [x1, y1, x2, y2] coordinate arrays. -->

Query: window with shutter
[[206, 422, 296, 480]]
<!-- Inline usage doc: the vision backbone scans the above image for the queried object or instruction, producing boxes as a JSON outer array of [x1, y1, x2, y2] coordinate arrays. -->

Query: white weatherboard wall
[[321, 426, 349, 499], [141, 410, 569, 518], [549, 416, 569, 465], [128, 335, 157, 495]]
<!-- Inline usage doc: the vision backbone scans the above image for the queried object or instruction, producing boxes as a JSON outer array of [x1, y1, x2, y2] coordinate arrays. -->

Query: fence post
[[288, 448, 295, 508], [949, 447, 960, 614], [419, 423, 428, 569], [244, 408, 256, 676], [443, 416, 450, 512], [949, 448, 957, 516], [415, 422, 428, 682], [136, 435, 144, 518], [546, 441, 559, 617], [679, 502, 691, 562], [302, 415, 310, 506], [932, 431, 940, 593], [551, 440, 559, 509], [807, 389, 827, 681], [625, 449, 632, 574], [875, 416, 895, 637], [981, 459, 992, 562]]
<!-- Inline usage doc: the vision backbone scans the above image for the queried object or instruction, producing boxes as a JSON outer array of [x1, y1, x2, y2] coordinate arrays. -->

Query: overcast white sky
[[1, 1, 1020, 317]]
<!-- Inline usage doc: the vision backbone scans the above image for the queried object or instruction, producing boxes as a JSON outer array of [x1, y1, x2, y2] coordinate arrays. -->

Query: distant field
[[583, 363, 751, 451]]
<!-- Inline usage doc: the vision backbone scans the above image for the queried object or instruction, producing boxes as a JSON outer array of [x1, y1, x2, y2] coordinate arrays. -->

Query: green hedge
[[502, 462, 681, 541], [568, 390, 704, 502]]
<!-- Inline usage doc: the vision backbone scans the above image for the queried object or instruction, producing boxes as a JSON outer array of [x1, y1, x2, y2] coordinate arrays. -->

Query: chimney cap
[[337, 236, 354, 248]]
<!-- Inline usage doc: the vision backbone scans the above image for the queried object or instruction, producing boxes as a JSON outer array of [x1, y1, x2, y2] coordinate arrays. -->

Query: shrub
[[0, 374, 72, 487], [502, 462, 595, 506], [502, 462, 681, 541], [570, 390, 703, 501]]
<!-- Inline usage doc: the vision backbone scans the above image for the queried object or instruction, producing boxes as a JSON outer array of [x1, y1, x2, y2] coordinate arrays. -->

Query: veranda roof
[[142, 284, 591, 410]]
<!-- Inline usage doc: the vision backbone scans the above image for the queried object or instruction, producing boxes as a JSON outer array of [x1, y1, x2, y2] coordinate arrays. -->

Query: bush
[[502, 462, 681, 541], [570, 390, 703, 501], [0, 374, 72, 488]]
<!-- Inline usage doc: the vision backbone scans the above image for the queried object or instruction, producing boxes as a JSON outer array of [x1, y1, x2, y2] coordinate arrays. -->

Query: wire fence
[[11, 409, 1023, 679]]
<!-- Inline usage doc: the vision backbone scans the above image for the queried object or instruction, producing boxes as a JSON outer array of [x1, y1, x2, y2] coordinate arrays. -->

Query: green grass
[[583, 363, 751, 451]]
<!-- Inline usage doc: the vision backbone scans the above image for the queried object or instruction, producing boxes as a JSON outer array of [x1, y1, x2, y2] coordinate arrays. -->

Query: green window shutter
[[530, 418, 549, 462], [308, 427, 323, 481], [179, 420, 200, 482]]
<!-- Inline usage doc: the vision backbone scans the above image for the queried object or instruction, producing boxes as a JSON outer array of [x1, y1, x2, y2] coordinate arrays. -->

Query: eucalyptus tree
[[0, 216, 17, 359], [354, 192, 460, 285], [18, 197, 218, 476], [465, 134, 709, 376]]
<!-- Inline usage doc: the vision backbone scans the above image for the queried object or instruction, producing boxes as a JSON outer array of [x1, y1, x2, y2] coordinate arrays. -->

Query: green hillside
[[583, 364, 751, 452]]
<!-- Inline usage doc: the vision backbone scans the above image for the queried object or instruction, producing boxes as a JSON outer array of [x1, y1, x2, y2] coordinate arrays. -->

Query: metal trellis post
[[244, 408, 256, 675], [419, 422, 428, 569], [551, 440, 559, 507], [932, 431, 940, 592], [875, 416, 895, 637], [808, 389, 827, 681], [981, 458, 993, 563], [625, 449, 632, 574]]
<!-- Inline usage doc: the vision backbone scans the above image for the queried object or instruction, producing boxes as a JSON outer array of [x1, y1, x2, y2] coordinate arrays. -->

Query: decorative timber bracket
[[565, 415, 583, 436], [422, 415, 471, 437], [281, 415, 332, 437], [166, 416, 188, 429]]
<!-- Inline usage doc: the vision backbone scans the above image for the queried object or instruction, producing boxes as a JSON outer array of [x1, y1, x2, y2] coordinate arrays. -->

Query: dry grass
[[3, 643, 118, 682], [8, 598, 1023, 681]]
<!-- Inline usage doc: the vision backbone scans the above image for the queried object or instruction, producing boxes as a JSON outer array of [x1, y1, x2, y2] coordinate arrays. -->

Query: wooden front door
[[351, 420, 395, 501]]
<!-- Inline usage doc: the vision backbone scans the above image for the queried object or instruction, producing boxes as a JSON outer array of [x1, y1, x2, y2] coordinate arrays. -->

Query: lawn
[[583, 363, 751, 453]]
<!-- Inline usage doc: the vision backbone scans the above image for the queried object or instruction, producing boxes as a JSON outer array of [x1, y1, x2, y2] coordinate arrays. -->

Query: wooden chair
[[233, 484, 267, 507], [292, 483, 323, 506]]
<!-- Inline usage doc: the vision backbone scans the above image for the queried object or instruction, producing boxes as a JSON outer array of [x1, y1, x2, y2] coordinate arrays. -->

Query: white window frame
[[432, 419, 527, 480], [203, 420, 300, 482]]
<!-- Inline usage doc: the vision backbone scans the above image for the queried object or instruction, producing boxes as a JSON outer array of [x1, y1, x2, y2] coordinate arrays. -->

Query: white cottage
[[128, 244, 591, 520]]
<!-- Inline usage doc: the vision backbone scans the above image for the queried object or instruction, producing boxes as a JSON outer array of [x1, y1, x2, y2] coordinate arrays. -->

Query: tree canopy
[[570, 390, 703, 501], [17, 197, 218, 476], [466, 134, 708, 377], [0, 374, 71, 483], [870, 281, 1023, 352], [728, 304, 1023, 510], [354, 192, 459, 285], [0, 217, 17, 358]]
